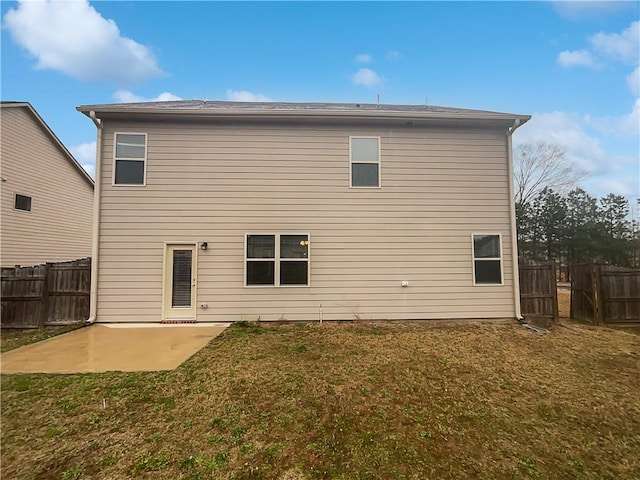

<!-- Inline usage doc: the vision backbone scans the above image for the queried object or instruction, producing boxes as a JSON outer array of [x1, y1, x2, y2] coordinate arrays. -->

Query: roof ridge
[[77, 99, 529, 120]]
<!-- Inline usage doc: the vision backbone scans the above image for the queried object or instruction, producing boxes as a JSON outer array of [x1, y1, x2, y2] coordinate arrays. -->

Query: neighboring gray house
[[1, 102, 94, 267], [78, 100, 529, 323]]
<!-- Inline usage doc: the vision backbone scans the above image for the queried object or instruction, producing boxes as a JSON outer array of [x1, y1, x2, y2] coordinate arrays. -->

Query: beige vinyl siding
[[0, 107, 93, 266], [96, 119, 515, 322]]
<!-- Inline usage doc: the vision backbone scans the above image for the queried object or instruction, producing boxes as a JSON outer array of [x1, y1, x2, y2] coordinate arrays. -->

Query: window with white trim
[[350, 137, 380, 187], [14, 194, 32, 212], [245, 234, 309, 286], [114, 133, 147, 185], [472, 234, 503, 285]]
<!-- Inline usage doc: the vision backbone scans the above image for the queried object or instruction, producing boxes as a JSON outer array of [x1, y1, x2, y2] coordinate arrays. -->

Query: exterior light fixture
[[200, 242, 208, 250]]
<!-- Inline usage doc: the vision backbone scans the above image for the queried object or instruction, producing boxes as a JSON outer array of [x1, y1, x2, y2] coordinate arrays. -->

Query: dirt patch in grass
[[1, 324, 86, 353], [2, 321, 639, 479]]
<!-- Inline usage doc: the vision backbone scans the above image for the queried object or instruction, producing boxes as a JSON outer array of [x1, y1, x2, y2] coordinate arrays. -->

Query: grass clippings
[[2, 321, 639, 479]]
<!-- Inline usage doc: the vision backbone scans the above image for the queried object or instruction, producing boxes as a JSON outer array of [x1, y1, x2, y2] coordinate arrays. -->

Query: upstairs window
[[350, 137, 380, 187], [14, 194, 32, 212], [246, 234, 310, 286], [472, 234, 503, 285], [114, 133, 147, 185]]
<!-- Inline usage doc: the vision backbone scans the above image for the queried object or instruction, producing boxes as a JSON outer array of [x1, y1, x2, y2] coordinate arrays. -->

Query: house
[[77, 100, 530, 323], [1, 102, 94, 267]]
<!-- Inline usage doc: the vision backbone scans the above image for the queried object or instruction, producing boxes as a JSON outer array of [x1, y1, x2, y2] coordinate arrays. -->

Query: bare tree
[[513, 141, 587, 205]]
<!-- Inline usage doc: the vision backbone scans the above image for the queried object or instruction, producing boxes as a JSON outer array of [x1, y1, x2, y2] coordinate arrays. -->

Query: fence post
[[40, 263, 51, 327], [551, 261, 559, 323], [569, 265, 574, 320], [591, 263, 603, 326]]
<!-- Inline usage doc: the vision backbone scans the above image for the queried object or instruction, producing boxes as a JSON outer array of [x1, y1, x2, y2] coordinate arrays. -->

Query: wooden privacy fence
[[570, 263, 640, 325], [1, 258, 91, 328], [519, 262, 558, 325]]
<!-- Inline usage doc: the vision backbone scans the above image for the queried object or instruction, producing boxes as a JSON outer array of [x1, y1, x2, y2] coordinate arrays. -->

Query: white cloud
[[557, 49, 600, 68], [514, 111, 607, 174], [225, 90, 273, 102], [351, 68, 383, 88], [627, 66, 640, 96], [2, 0, 163, 85], [155, 92, 182, 102], [598, 177, 637, 197], [546, 20, 638, 199], [618, 98, 640, 137], [590, 21, 639, 64], [69, 141, 96, 178], [556, 22, 639, 72], [514, 111, 639, 199], [355, 53, 373, 64], [556, 21, 639, 133], [113, 90, 182, 103], [587, 98, 640, 138]]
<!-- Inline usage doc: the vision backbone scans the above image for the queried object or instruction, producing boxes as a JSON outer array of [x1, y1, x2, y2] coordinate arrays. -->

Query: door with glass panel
[[163, 244, 197, 319]]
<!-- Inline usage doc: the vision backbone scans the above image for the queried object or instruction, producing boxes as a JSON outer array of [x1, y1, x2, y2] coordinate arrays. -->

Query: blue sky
[[2, 0, 638, 204]]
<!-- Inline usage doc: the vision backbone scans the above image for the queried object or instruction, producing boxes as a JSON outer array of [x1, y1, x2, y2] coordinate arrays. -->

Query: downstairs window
[[246, 233, 309, 286]]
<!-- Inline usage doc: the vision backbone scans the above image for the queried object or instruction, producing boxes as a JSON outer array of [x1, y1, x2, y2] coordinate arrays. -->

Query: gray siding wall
[[97, 119, 516, 322], [0, 107, 94, 266]]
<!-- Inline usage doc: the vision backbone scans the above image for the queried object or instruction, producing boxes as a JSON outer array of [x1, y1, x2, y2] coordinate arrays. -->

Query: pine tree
[[564, 188, 599, 266], [532, 188, 566, 262], [598, 194, 632, 266]]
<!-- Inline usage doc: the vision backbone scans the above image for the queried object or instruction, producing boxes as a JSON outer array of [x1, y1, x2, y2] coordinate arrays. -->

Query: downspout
[[507, 119, 524, 321], [86, 111, 102, 324]]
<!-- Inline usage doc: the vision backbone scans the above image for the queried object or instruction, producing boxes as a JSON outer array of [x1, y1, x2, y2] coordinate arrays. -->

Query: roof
[[1, 102, 95, 188], [77, 100, 530, 127]]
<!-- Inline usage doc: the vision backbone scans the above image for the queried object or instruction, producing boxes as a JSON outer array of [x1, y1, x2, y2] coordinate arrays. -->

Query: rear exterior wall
[[96, 118, 516, 322]]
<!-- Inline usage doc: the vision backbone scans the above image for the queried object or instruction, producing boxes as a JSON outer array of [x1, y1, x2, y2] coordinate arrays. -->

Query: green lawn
[[2, 321, 639, 479], [1, 324, 85, 353]]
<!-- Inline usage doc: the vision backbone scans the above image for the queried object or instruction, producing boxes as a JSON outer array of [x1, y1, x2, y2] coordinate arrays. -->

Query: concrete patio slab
[[0, 323, 229, 374]]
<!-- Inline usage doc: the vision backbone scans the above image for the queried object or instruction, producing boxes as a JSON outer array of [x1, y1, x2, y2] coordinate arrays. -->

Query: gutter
[[86, 111, 102, 324], [507, 118, 524, 321]]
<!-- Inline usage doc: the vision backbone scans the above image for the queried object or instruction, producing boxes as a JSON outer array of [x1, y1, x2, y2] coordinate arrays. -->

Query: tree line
[[516, 188, 639, 270], [513, 141, 639, 273]]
